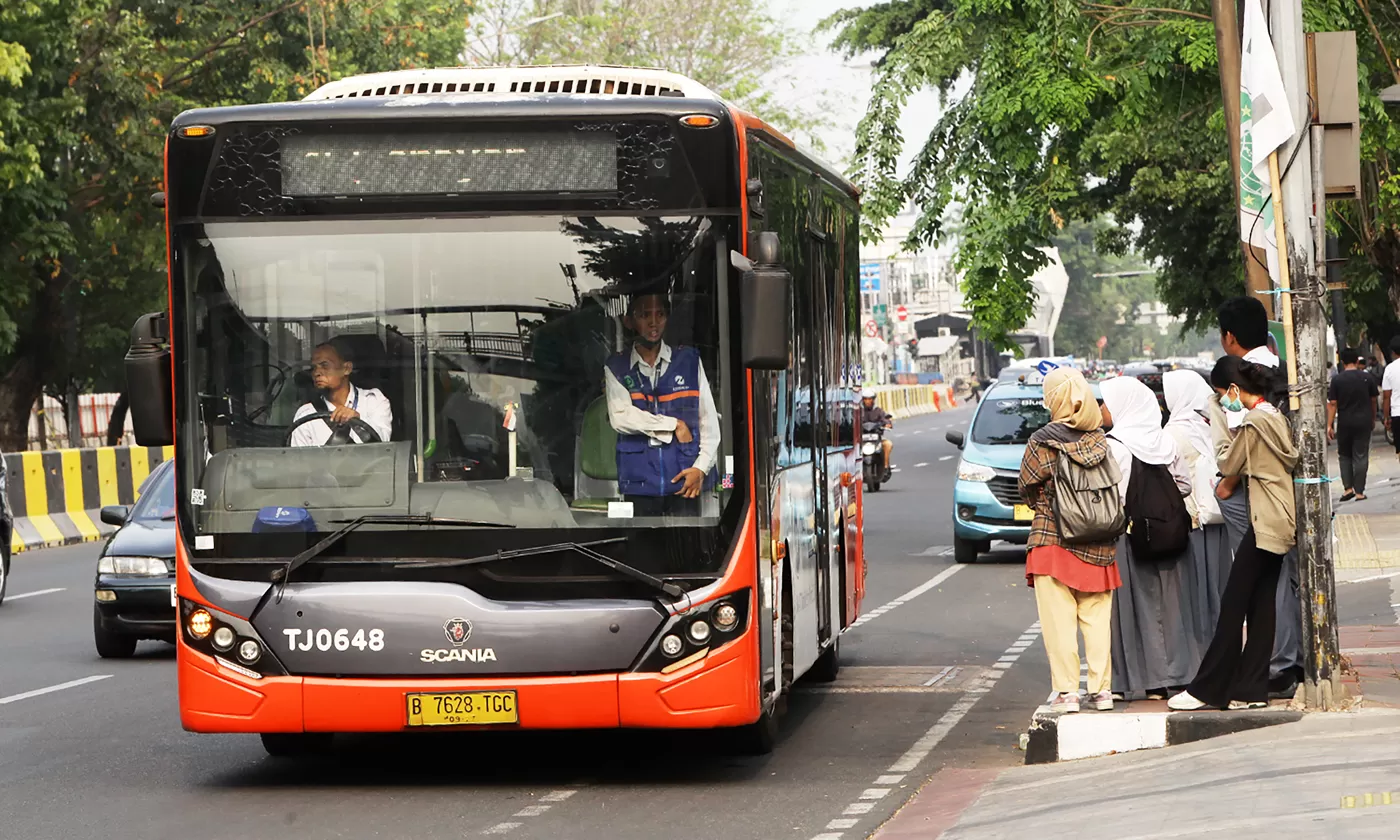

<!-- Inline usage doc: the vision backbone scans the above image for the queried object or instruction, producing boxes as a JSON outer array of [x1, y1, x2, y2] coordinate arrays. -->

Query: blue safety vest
[[606, 346, 714, 497]]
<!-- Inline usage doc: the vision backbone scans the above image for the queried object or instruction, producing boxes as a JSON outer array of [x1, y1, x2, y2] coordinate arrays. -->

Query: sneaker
[[1090, 691, 1114, 711], [1049, 692, 1080, 714], [1167, 691, 1208, 711], [1228, 700, 1268, 710]]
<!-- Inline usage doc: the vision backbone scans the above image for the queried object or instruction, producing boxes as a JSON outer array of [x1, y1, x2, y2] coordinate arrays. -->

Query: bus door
[[806, 224, 833, 645]]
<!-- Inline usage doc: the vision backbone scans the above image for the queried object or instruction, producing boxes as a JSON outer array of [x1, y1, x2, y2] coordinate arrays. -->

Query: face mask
[[1221, 388, 1244, 413]]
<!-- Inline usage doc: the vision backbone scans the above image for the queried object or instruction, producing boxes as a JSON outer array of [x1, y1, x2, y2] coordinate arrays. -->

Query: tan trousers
[[1033, 574, 1113, 694]]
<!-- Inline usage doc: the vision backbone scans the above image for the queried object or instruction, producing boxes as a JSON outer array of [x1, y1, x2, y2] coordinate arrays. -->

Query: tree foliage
[[466, 0, 827, 149], [0, 0, 470, 449], [828, 0, 1400, 352]]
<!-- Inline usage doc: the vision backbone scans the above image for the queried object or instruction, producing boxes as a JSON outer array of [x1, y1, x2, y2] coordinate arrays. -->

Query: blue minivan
[[945, 369, 1100, 564]]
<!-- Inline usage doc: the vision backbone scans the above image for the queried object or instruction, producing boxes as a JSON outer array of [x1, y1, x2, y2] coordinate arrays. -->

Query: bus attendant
[[290, 338, 394, 447], [603, 292, 719, 516]]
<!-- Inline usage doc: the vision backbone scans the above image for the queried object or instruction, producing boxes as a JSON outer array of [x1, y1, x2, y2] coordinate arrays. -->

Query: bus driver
[[603, 293, 719, 516], [290, 338, 394, 447]]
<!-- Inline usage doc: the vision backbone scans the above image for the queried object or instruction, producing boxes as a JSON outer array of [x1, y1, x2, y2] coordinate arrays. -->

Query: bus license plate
[[170, 584, 178, 607], [1013, 504, 1034, 522], [405, 691, 518, 727]]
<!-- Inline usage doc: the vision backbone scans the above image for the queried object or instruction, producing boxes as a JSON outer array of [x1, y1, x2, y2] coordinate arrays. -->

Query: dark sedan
[[93, 459, 176, 658]]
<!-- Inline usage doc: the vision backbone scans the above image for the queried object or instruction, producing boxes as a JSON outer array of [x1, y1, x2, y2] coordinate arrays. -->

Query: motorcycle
[[861, 420, 891, 492]]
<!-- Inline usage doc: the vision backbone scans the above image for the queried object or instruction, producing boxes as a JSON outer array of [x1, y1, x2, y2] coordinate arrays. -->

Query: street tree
[[0, 0, 469, 451]]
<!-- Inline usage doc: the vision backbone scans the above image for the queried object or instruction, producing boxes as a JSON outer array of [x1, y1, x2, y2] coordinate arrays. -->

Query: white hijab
[[1101, 376, 1176, 465], [1163, 370, 1214, 463]]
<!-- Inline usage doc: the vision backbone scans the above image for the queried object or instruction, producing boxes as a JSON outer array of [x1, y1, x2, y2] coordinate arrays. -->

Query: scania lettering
[[126, 65, 863, 757]]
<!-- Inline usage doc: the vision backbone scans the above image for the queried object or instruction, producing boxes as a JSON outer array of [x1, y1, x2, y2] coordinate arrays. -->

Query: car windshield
[[971, 393, 1051, 445], [175, 214, 741, 555], [129, 463, 176, 523]]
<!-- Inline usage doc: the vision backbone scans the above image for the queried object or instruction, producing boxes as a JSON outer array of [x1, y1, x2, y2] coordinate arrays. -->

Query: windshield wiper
[[263, 514, 515, 606], [395, 537, 686, 601]]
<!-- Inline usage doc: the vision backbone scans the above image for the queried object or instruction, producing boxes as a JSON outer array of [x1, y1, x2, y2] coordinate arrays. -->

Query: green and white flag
[[1239, 0, 1296, 285]]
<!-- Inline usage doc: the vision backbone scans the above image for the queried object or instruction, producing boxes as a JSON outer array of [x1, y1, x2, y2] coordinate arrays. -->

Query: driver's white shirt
[[290, 385, 393, 447]]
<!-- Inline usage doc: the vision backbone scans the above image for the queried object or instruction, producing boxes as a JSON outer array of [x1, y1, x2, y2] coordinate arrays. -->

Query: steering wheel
[[244, 362, 292, 423], [283, 411, 384, 447]]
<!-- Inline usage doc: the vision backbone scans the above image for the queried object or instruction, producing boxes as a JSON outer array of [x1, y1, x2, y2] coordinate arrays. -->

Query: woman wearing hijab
[[1019, 367, 1122, 714], [1163, 369, 1231, 641], [1099, 376, 1201, 701], [1170, 359, 1299, 710]]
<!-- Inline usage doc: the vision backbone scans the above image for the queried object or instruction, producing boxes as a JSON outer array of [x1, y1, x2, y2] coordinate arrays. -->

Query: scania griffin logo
[[443, 617, 472, 647]]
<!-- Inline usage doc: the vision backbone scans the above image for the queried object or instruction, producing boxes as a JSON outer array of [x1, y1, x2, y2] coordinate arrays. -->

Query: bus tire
[[727, 706, 779, 755], [808, 637, 840, 683], [953, 537, 983, 564], [260, 733, 334, 757]]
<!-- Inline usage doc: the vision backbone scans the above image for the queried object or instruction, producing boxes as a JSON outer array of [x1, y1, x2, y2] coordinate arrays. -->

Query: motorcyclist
[[859, 387, 894, 471]]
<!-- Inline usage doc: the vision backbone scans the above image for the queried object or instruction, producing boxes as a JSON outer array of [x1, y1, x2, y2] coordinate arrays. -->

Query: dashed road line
[[808, 621, 1043, 840], [849, 566, 964, 629], [6, 587, 65, 601], [0, 675, 113, 705], [482, 788, 579, 835], [914, 462, 929, 468], [938, 455, 954, 461]]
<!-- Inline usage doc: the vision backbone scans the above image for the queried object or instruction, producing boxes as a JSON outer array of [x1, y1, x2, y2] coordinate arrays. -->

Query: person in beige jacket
[[1170, 357, 1298, 711]]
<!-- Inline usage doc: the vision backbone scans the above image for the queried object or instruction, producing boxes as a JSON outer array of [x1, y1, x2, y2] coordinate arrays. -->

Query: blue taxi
[[945, 368, 1100, 564]]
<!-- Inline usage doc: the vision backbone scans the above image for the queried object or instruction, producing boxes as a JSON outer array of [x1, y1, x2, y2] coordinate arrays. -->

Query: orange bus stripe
[[657, 390, 701, 402]]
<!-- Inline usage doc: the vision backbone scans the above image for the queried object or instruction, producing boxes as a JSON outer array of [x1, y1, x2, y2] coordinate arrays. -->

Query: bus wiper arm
[[268, 514, 515, 601], [395, 537, 687, 601]]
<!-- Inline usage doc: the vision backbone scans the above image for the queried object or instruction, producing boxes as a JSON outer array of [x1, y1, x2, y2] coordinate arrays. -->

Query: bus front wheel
[[260, 733, 334, 757]]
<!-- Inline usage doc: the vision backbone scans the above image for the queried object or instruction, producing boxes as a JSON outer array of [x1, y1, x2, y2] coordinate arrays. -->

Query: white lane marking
[[912, 430, 924, 435], [921, 666, 955, 687], [875, 774, 906, 785], [914, 462, 929, 468], [909, 545, 951, 557], [827, 819, 859, 830], [0, 675, 113, 705], [938, 455, 954, 461], [483, 788, 578, 835], [849, 566, 964, 629], [7, 587, 65, 601], [808, 620, 1042, 840]]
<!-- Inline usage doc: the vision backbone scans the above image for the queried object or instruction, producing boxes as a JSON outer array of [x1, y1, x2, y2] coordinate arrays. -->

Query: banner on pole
[[1239, 0, 1297, 287]]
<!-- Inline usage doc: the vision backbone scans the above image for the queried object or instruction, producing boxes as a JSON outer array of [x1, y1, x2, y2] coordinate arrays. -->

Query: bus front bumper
[[178, 625, 761, 733]]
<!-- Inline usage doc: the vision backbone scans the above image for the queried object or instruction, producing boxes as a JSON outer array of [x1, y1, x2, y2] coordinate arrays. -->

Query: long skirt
[[1110, 535, 1205, 700], [1217, 483, 1302, 681], [1186, 524, 1233, 647]]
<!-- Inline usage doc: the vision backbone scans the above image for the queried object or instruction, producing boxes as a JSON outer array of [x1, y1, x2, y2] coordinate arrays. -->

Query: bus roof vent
[[304, 66, 719, 102]]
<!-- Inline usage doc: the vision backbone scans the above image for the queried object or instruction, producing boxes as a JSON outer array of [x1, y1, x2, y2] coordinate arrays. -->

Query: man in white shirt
[[1381, 337, 1400, 450], [290, 338, 394, 447], [603, 293, 720, 516]]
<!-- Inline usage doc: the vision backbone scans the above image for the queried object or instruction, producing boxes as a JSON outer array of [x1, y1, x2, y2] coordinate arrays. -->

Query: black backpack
[[1124, 457, 1191, 560]]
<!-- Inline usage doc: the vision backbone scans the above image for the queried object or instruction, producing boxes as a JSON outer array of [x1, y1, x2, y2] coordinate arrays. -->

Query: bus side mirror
[[125, 311, 174, 446], [741, 232, 790, 370]]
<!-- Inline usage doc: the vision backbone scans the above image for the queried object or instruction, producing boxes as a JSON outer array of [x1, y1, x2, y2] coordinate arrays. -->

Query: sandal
[[1340, 491, 1356, 502], [1355, 493, 1368, 501]]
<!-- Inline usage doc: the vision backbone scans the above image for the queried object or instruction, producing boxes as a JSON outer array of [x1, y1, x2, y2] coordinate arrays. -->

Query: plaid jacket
[[1018, 429, 1118, 567]]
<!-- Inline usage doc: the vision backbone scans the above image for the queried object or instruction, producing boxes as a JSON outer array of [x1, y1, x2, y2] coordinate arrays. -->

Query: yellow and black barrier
[[872, 384, 958, 420], [4, 445, 174, 554]]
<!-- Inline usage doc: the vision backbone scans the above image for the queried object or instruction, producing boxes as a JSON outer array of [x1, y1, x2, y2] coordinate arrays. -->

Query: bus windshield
[[176, 214, 740, 559]]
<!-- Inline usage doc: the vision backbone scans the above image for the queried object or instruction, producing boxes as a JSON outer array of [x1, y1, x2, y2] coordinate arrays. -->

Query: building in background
[[860, 212, 964, 383]]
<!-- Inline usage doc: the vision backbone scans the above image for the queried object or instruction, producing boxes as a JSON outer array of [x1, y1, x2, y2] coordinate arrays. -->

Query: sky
[[766, 0, 940, 177]]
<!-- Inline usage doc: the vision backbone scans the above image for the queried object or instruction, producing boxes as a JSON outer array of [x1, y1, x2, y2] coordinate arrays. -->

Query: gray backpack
[[1050, 450, 1127, 544]]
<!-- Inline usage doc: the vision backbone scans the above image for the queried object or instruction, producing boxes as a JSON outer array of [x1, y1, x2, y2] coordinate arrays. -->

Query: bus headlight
[[688, 619, 712, 644], [237, 640, 262, 664], [188, 609, 213, 639], [660, 634, 684, 657], [211, 626, 236, 652], [712, 602, 739, 631], [956, 460, 996, 483]]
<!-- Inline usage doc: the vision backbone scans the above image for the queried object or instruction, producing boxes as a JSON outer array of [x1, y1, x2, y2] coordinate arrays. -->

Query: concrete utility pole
[[1270, 0, 1343, 709]]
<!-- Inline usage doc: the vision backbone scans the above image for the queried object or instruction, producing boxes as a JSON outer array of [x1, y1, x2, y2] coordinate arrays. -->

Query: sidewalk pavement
[[876, 709, 1400, 840], [1333, 436, 1400, 568]]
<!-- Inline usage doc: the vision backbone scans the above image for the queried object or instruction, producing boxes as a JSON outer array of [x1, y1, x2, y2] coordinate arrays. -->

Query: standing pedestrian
[[1170, 358, 1298, 710], [1381, 336, 1400, 463], [1100, 376, 1201, 701], [1018, 367, 1122, 714], [1163, 369, 1231, 643], [1328, 348, 1379, 501]]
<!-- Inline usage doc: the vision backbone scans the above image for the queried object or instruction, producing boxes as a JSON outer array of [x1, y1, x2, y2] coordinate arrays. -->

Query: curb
[[1024, 705, 1303, 764], [10, 512, 116, 554]]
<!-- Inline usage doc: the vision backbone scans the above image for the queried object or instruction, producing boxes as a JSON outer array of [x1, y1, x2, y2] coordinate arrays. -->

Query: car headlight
[[99, 556, 169, 576], [956, 460, 997, 483], [861, 442, 877, 455]]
